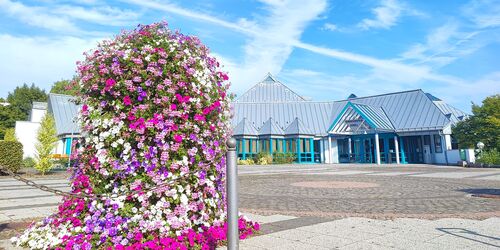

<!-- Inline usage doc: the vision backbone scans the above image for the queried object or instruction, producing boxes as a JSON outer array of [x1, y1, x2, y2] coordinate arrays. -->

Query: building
[[16, 74, 471, 165], [232, 73, 469, 165], [14, 94, 81, 158], [15, 102, 47, 158]]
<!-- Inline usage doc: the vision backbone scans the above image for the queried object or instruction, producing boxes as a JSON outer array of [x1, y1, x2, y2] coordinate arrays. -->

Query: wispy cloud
[[321, 22, 338, 31], [124, 0, 458, 90], [462, 0, 500, 28], [0, 34, 99, 92], [0, 0, 78, 32], [52, 5, 140, 26], [357, 0, 403, 30]]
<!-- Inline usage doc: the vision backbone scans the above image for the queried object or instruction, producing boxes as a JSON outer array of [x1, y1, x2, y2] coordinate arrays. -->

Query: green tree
[[7, 83, 47, 117], [3, 128, 18, 141], [452, 95, 500, 150], [0, 84, 47, 139], [50, 79, 80, 96], [35, 114, 58, 174]]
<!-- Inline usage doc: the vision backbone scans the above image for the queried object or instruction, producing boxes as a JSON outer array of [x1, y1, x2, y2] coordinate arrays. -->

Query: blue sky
[[0, 0, 499, 112]]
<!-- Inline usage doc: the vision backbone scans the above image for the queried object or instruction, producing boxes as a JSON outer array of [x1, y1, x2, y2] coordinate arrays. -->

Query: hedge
[[0, 140, 23, 173]]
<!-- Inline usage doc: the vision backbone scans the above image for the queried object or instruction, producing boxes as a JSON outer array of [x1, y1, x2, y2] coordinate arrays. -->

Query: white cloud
[[322, 23, 338, 31], [0, 34, 100, 93], [0, 0, 78, 32], [52, 5, 140, 26], [357, 0, 403, 30], [462, 0, 500, 28]]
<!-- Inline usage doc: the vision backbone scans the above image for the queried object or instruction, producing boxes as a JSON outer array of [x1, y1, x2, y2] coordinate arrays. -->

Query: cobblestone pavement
[[239, 164, 500, 219]]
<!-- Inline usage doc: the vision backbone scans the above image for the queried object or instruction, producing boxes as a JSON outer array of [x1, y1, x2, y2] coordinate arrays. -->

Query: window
[[451, 135, 459, 150], [423, 135, 432, 153], [434, 135, 442, 153]]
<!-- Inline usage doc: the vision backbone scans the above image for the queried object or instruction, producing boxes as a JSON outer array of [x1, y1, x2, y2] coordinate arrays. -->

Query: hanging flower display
[[12, 22, 259, 249]]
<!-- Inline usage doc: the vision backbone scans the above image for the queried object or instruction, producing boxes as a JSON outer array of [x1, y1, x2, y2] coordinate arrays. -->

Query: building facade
[[232, 74, 469, 165]]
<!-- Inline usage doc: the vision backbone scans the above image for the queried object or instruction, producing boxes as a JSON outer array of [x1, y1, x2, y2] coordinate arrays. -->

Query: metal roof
[[284, 117, 315, 135], [232, 89, 459, 136], [258, 118, 285, 135], [432, 100, 468, 124], [233, 118, 259, 136], [48, 94, 81, 136], [234, 73, 306, 103]]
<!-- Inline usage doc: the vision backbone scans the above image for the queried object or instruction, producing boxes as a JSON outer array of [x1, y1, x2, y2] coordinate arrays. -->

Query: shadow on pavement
[[457, 188, 500, 199], [436, 228, 500, 248]]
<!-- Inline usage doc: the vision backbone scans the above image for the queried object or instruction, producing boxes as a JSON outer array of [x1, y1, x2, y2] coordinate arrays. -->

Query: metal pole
[[226, 137, 239, 250]]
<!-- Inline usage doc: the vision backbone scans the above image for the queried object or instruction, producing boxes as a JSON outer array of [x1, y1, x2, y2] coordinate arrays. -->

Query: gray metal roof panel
[[234, 73, 306, 103], [284, 117, 315, 135], [258, 117, 285, 135], [233, 118, 259, 136], [48, 94, 81, 135]]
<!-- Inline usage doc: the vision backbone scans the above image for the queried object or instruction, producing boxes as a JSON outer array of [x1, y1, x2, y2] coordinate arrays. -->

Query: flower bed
[[12, 22, 258, 249]]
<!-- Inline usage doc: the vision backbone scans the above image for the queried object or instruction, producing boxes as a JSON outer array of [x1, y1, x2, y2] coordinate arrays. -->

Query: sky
[[0, 0, 499, 112]]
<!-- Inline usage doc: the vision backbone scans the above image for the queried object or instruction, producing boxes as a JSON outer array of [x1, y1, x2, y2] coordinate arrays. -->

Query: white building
[[15, 102, 47, 158]]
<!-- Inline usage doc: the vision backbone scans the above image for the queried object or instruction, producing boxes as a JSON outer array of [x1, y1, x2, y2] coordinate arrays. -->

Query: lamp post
[[477, 141, 485, 159], [226, 137, 239, 250]]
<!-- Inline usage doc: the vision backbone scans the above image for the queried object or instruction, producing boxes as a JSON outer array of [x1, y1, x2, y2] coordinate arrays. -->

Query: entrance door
[[423, 145, 432, 164]]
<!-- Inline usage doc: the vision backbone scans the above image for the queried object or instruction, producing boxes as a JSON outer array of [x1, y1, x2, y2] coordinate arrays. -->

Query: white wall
[[30, 108, 46, 123], [446, 150, 462, 165], [331, 138, 339, 163], [15, 121, 40, 158], [55, 139, 65, 155]]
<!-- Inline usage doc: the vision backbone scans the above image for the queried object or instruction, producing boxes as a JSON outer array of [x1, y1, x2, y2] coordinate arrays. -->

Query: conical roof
[[284, 117, 314, 135], [258, 117, 284, 135], [234, 73, 306, 103], [233, 118, 259, 136]]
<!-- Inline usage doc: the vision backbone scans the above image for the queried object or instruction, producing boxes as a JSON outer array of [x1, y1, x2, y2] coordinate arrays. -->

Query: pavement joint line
[[0, 194, 58, 201], [468, 172, 500, 179], [258, 216, 335, 235], [0, 185, 69, 191], [0, 203, 59, 211]]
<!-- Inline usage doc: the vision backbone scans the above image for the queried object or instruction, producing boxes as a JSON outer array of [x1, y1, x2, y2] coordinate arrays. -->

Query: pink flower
[[123, 96, 132, 106], [105, 78, 116, 90], [173, 134, 183, 143], [194, 114, 205, 122]]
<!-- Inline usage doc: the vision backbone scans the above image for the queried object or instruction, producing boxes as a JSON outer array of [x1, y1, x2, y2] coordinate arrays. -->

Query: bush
[[273, 152, 296, 164], [0, 141, 23, 173], [3, 128, 18, 141], [23, 157, 36, 168], [254, 152, 273, 165], [477, 150, 500, 165], [238, 158, 255, 165]]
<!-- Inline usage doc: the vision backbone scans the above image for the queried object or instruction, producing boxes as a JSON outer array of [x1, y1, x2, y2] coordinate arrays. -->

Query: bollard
[[226, 137, 239, 250]]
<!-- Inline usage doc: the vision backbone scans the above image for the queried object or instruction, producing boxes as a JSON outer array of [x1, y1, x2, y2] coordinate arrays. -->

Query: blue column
[[399, 137, 407, 164], [384, 137, 389, 164], [256, 140, 260, 154], [297, 138, 301, 163], [242, 138, 246, 160], [360, 139, 365, 163], [269, 138, 273, 156], [65, 137, 72, 155], [309, 138, 314, 162], [283, 139, 287, 153]]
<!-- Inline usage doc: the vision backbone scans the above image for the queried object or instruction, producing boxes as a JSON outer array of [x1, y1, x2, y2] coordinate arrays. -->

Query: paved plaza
[[1, 164, 500, 249]]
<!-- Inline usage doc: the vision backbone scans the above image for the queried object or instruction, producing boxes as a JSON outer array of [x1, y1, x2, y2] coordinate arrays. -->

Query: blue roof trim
[[327, 102, 350, 133]]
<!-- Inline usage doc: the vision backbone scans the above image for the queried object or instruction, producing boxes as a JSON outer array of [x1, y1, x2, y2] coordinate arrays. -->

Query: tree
[[3, 128, 18, 141], [452, 95, 500, 150], [34, 114, 58, 174], [0, 84, 47, 139], [7, 83, 47, 117], [50, 79, 80, 96]]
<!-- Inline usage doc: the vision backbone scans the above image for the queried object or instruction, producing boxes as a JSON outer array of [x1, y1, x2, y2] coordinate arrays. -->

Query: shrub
[[238, 158, 255, 165], [23, 157, 36, 168], [3, 128, 18, 141], [477, 150, 500, 165], [0, 141, 23, 173], [34, 114, 58, 174], [273, 152, 296, 164], [254, 152, 273, 165]]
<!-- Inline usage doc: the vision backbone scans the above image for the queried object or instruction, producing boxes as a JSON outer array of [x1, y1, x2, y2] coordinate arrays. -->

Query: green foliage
[[254, 152, 273, 165], [50, 79, 80, 96], [0, 105, 25, 139], [3, 128, 18, 141], [23, 157, 36, 168], [7, 83, 47, 118], [0, 141, 23, 173], [272, 152, 296, 164], [452, 95, 500, 150], [477, 150, 500, 165], [34, 114, 58, 174], [237, 158, 255, 165], [0, 84, 47, 138]]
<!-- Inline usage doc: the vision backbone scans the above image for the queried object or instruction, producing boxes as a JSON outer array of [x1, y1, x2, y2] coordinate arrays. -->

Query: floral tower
[[13, 22, 258, 249]]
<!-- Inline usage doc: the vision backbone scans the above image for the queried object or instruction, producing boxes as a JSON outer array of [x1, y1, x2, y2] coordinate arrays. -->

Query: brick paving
[[239, 164, 500, 219]]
